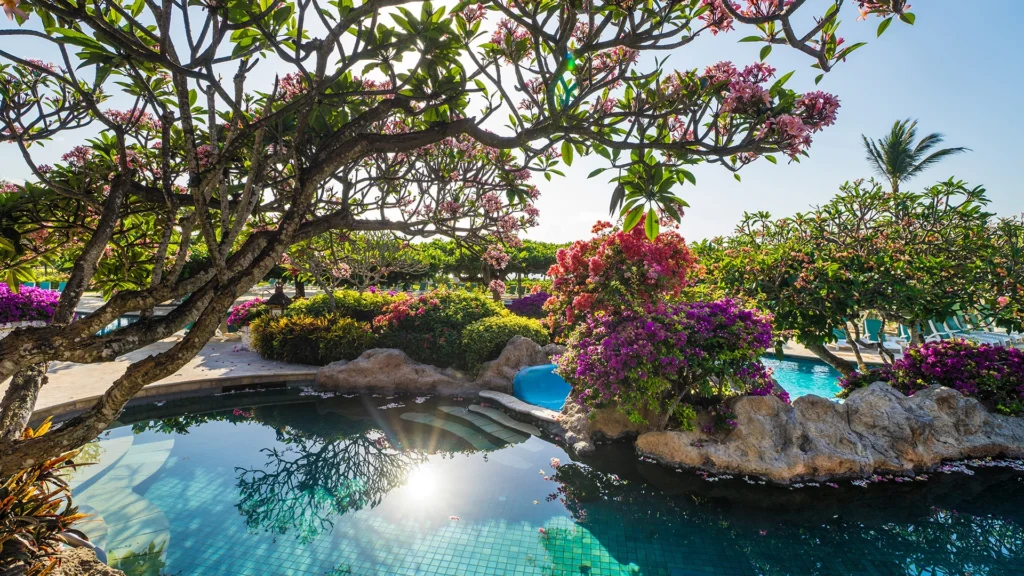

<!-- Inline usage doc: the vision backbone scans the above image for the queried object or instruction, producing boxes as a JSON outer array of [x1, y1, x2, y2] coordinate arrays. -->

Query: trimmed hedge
[[462, 315, 550, 371], [285, 290, 401, 322], [251, 315, 375, 366], [374, 289, 509, 368]]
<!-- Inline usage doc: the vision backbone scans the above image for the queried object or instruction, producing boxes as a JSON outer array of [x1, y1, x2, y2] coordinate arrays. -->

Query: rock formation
[[636, 382, 1024, 483], [316, 336, 562, 395]]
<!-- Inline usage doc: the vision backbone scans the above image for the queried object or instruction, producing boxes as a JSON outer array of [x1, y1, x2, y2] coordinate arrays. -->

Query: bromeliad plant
[[556, 299, 783, 429], [839, 340, 1024, 415], [0, 419, 88, 576]]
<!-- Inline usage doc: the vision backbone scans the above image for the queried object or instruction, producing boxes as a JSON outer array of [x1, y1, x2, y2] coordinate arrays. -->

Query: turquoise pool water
[[762, 356, 844, 399], [70, 390, 1024, 575]]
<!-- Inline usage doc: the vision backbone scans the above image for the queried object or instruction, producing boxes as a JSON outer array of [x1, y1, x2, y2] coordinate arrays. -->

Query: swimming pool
[[762, 355, 844, 399], [70, 390, 1024, 575]]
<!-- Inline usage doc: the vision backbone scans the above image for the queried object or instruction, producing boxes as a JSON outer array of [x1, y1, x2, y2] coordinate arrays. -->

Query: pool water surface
[[71, 390, 1024, 575], [761, 356, 844, 399]]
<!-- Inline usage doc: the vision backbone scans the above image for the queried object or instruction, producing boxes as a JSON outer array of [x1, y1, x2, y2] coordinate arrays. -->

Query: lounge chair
[[863, 318, 905, 358], [831, 328, 849, 351], [945, 316, 1009, 346], [961, 313, 1020, 345], [58, 281, 67, 291], [39, 281, 50, 290]]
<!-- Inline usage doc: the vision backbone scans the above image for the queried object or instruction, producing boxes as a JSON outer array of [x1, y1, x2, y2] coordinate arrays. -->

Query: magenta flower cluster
[[556, 299, 778, 420], [0, 284, 59, 324], [506, 291, 550, 319], [839, 340, 1024, 415], [226, 298, 269, 328]]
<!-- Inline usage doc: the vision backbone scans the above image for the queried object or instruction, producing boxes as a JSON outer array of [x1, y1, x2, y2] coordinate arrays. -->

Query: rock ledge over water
[[636, 382, 1024, 484]]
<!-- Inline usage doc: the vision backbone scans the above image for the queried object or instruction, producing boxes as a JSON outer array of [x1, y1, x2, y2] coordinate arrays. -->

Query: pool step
[[478, 391, 561, 423], [74, 438, 173, 570], [399, 412, 499, 451], [467, 405, 542, 437], [437, 406, 529, 445]]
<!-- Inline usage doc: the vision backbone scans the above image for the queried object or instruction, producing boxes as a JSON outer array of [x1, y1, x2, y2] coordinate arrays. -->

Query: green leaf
[[769, 71, 794, 96], [876, 17, 893, 37], [734, 173, 742, 182], [560, 141, 574, 166], [738, 35, 762, 43], [587, 167, 607, 178], [765, 155, 777, 165], [814, 73, 825, 85], [644, 207, 659, 240], [622, 207, 643, 232], [759, 45, 772, 61], [899, 12, 915, 25]]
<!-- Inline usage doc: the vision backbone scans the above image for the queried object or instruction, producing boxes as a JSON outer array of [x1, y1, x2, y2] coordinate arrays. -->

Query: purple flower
[[0, 284, 59, 324]]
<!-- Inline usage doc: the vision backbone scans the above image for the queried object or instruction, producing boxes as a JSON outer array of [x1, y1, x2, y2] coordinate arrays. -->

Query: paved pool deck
[[0, 333, 317, 422]]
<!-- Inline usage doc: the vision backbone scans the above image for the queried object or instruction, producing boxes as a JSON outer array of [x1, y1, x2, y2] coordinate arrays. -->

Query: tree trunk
[[0, 364, 48, 440], [0, 181, 129, 443], [803, 341, 855, 377], [845, 320, 869, 373], [294, 279, 305, 299]]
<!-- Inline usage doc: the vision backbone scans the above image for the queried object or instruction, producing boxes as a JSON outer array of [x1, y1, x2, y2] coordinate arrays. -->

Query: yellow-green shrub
[[462, 315, 550, 371], [251, 315, 375, 365]]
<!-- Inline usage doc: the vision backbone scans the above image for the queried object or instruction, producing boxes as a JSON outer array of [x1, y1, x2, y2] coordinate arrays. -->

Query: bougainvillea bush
[[373, 289, 508, 368], [545, 219, 696, 339], [226, 298, 270, 329], [556, 299, 784, 429], [506, 291, 550, 319], [0, 285, 59, 324], [839, 340, 1024, 415]]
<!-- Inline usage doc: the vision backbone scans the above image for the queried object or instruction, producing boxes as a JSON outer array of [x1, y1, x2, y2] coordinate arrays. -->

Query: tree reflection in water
[[235, 428, 424, 543]]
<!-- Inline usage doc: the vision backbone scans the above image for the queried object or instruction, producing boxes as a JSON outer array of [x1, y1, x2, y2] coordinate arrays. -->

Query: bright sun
[[405, 466, 437, 501]]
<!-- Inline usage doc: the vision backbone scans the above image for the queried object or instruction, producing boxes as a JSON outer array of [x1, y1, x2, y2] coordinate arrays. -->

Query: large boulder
[[316, 349, 478, 396], [636, 382, 1024, 483], [474, 336, 559, 392]]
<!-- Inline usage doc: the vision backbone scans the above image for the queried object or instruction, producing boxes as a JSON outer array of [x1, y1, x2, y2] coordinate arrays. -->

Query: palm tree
[[862, 119, 970, 192]]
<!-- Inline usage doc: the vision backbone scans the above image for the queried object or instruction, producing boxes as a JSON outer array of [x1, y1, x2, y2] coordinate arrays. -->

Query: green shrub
[[374, 289, 508, 368], [462, 315, 550, 370], [251, 315, 375, 365], [286, 290, 401, 321]]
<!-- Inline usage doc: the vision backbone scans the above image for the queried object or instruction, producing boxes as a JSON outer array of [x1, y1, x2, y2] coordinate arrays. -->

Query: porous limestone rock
[[474, 336, 555, 392], [316, 349, 478, 396], [54, 547, 125, 576], [560, 400, 659, 455], [636, 382, 1024, 483], [316, 337, 558, 396]]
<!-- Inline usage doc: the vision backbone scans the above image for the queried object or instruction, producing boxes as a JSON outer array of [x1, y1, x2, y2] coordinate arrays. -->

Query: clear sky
[[2, 1, 1020, 244], [529, 0, 1024, 243]]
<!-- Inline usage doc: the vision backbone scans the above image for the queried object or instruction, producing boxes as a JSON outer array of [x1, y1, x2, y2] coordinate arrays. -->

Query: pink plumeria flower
[[3, 0, 28, 20], [997, 296, 1010, 307]]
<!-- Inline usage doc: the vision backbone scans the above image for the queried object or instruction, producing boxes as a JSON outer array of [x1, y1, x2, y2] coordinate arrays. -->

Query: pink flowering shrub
[[544, 218, 696, 339], [556, 299, 781, 428], [226, 298, 270, 329], [373, 289, 508, 368], [0, 284, 59, 324], [839, 340, 1024, 415]]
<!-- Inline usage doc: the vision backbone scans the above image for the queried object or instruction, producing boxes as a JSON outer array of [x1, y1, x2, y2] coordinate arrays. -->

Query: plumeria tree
[[0, 0, 912, 474], [988, 216, 1024, 333], [698, 178, 999, 375]]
